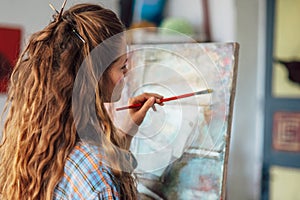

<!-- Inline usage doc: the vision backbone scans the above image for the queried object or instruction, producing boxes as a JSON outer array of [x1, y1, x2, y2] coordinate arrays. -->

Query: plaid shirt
[[53, 142, 121, 200]]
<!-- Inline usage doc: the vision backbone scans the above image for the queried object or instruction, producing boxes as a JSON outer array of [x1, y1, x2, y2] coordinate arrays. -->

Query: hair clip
[[58, 0, 68, 20], [49, 3, 59, 14], [72, 29, 86, 43], [49, 1, 86, 44]]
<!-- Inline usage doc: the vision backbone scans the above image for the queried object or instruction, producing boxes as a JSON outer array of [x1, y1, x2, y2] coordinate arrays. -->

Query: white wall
[[227, 0, 265, 199], [0, 95, 7, 132], [0, 0, 265, 199], [209, 0, 236, 42]]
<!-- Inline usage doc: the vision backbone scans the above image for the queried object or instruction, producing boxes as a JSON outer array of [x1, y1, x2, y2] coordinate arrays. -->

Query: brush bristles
[[206, 89, 213, 93], [195, 89, 213, 95]]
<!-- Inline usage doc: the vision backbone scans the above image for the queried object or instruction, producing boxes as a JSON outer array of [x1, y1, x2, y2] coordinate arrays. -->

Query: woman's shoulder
[[66, 141, 111, 173], [53, 142, 120, 199], [68, 142, 107, 167]]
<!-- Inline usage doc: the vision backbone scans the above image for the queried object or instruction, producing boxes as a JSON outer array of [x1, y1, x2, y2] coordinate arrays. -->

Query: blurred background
[[0, 0, 299, 199]]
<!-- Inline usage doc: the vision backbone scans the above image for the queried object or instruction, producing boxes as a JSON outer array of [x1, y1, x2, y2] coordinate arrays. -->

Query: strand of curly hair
[[0, 4, 136, 200]]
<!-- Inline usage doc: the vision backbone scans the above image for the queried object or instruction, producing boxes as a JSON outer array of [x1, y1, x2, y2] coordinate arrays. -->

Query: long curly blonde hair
[[0, 3, 136, 200]]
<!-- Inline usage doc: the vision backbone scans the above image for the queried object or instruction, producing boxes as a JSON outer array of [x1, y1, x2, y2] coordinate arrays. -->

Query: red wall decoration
[[273, 112, 300, 152], [0, 26, 22, 93]]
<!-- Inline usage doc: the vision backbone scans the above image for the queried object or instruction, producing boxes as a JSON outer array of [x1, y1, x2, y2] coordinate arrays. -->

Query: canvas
[[112, 42, 239, 200]]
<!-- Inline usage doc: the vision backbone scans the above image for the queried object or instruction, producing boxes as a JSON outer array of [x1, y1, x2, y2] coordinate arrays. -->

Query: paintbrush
[[116, 89, 213, 111]]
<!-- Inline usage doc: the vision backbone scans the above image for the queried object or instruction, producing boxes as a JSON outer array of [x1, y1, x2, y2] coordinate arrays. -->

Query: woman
[[0, 3, 162, 199]]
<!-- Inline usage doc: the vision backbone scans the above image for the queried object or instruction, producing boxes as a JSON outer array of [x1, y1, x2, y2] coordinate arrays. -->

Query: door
[[262, 0, 300, 199]]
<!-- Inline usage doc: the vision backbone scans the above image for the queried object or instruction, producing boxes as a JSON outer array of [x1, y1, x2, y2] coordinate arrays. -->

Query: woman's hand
[[120, 93, 163, 149], [128, 93, 163, 126]]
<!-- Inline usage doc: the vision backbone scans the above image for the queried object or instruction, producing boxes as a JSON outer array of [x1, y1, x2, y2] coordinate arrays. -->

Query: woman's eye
[[121, 64, 127, 70]]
